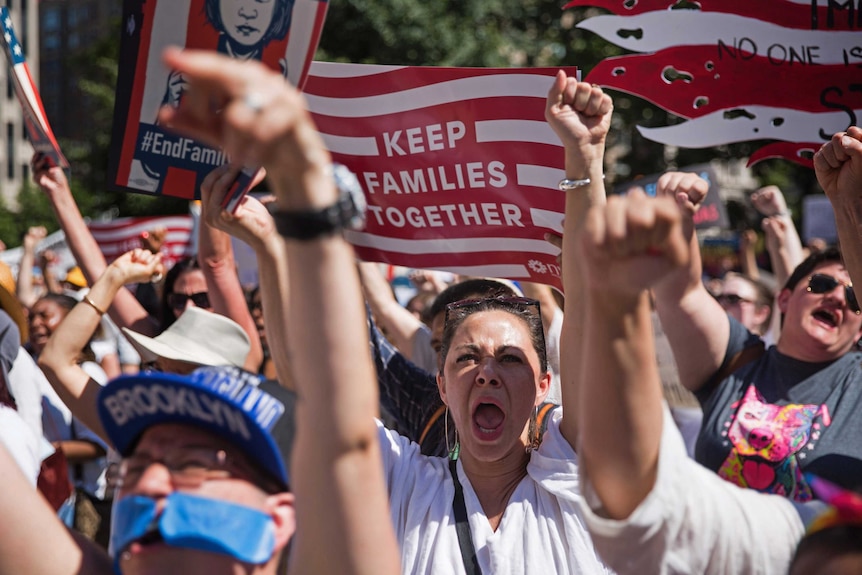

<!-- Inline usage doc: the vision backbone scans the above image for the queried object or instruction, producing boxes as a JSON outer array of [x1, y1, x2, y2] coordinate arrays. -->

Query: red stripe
[[586, 46, 862, 119], [296, 2, 330, 91], [747, 141, 818, 168], [563, 0, 860, 31], [117, 1, 157, 186], [305, 66, 577, 99]]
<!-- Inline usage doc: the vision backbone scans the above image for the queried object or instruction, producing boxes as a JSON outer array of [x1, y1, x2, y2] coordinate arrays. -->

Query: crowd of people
[[0, 45, 860, 575]]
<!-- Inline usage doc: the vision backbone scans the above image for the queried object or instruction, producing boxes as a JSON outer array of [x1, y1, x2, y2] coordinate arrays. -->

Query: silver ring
[[243, 92, 267, 114], [150, 272, 164, 284]]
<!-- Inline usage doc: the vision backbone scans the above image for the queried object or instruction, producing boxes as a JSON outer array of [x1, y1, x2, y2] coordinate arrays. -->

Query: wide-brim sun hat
[[122, 307, 250, 368]]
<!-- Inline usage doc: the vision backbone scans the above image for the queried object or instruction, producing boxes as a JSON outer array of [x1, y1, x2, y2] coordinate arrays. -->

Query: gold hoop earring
[[445, 406, 460, 461], [526, 405, 541, 454]]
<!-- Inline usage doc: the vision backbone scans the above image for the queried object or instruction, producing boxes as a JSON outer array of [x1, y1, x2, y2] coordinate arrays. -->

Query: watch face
[[333, 163, 367, 231]]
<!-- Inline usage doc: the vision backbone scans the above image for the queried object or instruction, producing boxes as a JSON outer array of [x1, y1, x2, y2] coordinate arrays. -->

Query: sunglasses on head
[[806, 274, 861, 315], [716, 293, 755, 306], [444, 296, 547, 365], [167, 291, 211, 311]]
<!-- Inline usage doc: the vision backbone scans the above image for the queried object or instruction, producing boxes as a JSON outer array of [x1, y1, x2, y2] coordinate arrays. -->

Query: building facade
[[0, 0, 38, 207]]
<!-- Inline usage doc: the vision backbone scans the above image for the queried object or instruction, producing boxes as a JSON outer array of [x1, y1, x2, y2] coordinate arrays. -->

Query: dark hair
[[783, 247, 845, 292], [160, 257, 205, 329], [204, 0, 294, 48], [32, 293, 98, 362], [439, 297, 548, 375], [428, 279, 519, 324], [790, 525, 862, 574]]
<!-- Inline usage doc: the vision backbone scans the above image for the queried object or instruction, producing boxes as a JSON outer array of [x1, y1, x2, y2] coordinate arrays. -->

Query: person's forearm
[[285, 234, 397, 575], [255, 235, 295, 390], [579, 290, 661, 519], [653, 232, 729, 392], [39, 266, 130, 442], [832, 204, 862, 291], [57, 440, 105, 463], [739, 242, 759, 280], [0, 443, 112, 574], [358, 261, 423, 358], [45, 184, 155, 335], [767, 215, 805, 287], [197, 223, 263, 371], [16, 246, 37, 308], [559, 154, 605, 444]]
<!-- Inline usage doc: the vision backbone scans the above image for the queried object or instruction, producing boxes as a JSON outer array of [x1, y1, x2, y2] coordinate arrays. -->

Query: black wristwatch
[[271, 164, 367, 241]]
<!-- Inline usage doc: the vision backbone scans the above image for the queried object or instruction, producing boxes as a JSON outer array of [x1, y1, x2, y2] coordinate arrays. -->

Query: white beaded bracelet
[[558, 174, 604, 191]]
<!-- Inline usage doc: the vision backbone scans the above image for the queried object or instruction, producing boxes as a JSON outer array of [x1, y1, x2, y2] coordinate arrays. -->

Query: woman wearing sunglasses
[[171, 47, 616, 573], [652, 169, 862, 502]]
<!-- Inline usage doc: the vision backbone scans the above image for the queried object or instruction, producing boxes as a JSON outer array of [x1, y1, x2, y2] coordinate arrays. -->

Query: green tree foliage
[[3, 2, 816, 248]]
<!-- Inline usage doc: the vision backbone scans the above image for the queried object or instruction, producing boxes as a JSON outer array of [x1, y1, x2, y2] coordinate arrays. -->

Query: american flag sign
[[305, 63, 580, 292], [0, 7, 68, 168]]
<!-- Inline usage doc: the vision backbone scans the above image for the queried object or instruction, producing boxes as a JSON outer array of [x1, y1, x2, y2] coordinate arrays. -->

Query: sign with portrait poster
[[108, 0, 328, 204], [0, 8, 69, 169], [611, 163, 729, 230], [304, 63, 579, 292], [566, 0, 861, 168]]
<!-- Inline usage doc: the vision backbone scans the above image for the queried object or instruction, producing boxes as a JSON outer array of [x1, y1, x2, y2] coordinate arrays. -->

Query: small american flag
[[0, 7, 68, 168]]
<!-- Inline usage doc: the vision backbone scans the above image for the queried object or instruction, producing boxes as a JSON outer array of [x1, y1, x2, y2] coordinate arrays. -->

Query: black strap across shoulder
[[449, 459, 483, 575]]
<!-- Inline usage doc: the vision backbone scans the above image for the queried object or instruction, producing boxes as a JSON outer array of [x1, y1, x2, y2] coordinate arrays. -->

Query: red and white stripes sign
[[89, 216, 193, 268], [304, 63, 579, 291], [567, 0, 862, 168]]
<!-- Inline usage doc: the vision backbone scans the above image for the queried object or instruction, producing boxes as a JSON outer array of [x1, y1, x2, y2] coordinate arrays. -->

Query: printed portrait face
[[219, 0, 276, 47]]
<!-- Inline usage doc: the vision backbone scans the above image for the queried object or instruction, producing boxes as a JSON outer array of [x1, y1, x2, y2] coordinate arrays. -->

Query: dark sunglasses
[[716, 293, 755, 306], [807, 274, 861, 315], [167, 291, 211, 311]]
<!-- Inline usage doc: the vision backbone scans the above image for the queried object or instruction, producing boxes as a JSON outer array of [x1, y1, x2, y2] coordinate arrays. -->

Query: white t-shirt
[[378, 409, 612, 575], [0, 404, 41, 485], [577, 406, 812, 575], [6, 347, 46, 443]]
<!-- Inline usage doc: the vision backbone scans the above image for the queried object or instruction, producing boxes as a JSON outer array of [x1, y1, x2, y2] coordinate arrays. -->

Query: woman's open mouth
[[472, 402, 505, 441]]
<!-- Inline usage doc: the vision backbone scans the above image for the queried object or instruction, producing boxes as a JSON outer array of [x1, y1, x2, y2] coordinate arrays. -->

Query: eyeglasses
[[444, 296, 547, 371], [118, 446, 281, 493], [716, 293, 755, 306], [807, 274, 861, 314], [167, 291, 211, 311]]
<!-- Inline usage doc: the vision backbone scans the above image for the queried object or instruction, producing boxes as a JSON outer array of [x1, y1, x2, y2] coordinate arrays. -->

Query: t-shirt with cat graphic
[[695, 316, 862, 501]]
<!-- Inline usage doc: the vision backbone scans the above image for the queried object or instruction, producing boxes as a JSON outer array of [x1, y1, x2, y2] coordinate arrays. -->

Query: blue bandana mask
[[110, 492, 276, 573]]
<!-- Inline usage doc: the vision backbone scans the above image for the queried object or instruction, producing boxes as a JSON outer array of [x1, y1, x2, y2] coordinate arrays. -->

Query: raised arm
[[577, 191, 688, 517], [652, 172, 730, 393], [545, 70, 612, 446], [159, 48, 399, 575], [31, 154, 159, 336], [0, 442, 112, 574], [17, 226, 46, 308], [38, 248, 164, 442], [358, 261, 426, 358], [196, 184, 264, 373], [814, 126, 862, 288], [198, 164, 295, 391], [751, 185, 804, 287]]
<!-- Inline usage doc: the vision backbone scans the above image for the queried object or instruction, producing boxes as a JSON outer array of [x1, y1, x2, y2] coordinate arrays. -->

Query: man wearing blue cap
[[99, 365, 296, 574], [0, 365, 297, 575]]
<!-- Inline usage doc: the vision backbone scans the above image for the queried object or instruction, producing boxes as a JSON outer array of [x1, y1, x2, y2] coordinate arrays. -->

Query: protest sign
[[305, 63, 580, 291], [567, 0, 861, 168], [108, 0, 328, 204], [89, 215, 194, 268], [612, 164, 729, 230], [802, 194, 837, 244], [0, 8, 68, 169]]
